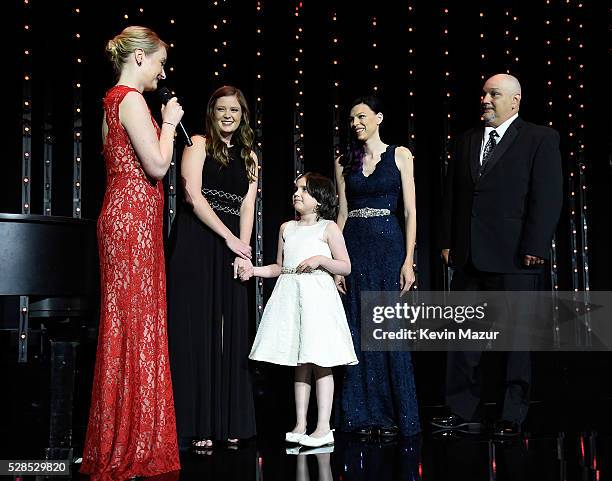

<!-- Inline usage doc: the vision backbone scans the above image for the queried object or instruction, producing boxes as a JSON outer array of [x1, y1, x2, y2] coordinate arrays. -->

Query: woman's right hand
[[334, 275, 347, 295], [161, 97, 184, 127], [226, 235, 252, 260]]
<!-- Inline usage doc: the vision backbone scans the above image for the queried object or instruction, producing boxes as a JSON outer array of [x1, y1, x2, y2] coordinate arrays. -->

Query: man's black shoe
[[352, 426, 375, 439], [430, 414, 481, 432], [492, 420, 521, 438], [378, 426, 399, 438]]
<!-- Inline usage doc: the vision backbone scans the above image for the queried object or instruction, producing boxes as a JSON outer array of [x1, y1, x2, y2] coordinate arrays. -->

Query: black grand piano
[[0, 213, 98, 460]]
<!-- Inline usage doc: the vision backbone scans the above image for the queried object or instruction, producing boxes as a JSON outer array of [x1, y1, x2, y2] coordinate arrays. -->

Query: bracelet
[[162, 121, 175, 127]]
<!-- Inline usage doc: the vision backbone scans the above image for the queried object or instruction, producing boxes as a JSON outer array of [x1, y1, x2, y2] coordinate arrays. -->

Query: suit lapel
[[479, 117, 522, 179], [469, 129, 483, 183]]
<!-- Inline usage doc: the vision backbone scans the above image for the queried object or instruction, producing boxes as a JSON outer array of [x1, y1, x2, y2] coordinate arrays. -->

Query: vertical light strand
[[544, 0, 559, 291], [564, 2, 580, 293], [72, 5, 83, 218], [478, 9, 488, 81], [210, 0, 231, 83], [292, 1, 305, 179], [22, 0, 32, 215], [543, 0, 562, 346], [254, 0, 265, 327], [511, 12, 520, 69], [19, 0, 32, 363], [569, 1, 591, 339], [407, 3, 417, 290], [502, 7, 521, 72], [369, 14, 380, 94], [329, 9, 341, 164], [572, 1, 590, 293], [43, 91, 53, 215], [440, 4, 452, 291], [502, 7, 513, 71], [166, 14, 178, 236]]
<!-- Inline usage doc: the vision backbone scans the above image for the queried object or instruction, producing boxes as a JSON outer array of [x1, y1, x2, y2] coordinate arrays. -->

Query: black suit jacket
[[440, 117, 563, 274]]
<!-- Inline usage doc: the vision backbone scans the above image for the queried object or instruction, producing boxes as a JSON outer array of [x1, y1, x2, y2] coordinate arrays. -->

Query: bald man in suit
[[434, 74, 563, 437]]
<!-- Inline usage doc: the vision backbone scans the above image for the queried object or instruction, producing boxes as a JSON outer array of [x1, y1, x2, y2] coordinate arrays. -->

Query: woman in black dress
[[168, 85, 258, 449]]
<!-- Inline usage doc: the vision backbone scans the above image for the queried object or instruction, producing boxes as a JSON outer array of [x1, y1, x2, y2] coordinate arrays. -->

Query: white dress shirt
[[479, 113, 519, 165]]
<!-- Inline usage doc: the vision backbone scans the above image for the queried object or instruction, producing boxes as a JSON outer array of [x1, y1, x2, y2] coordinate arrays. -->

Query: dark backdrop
[[4, 0, 612, 433]]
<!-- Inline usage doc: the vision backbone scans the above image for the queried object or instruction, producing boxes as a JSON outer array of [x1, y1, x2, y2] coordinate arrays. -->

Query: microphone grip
[[178, 121, 193, 146]]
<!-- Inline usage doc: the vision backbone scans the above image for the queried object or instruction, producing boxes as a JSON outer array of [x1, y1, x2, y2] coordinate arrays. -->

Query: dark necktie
[[480, 130, 499, 175]]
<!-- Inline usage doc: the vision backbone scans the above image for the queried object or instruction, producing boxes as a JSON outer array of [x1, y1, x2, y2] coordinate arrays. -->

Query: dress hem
[[249, 355, 358, 368]]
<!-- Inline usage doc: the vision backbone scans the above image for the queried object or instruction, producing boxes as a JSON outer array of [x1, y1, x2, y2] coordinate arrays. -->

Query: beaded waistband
[[347, 207, 391, 218], [280, 267, 329, 275], [202, 188, 243, 216]]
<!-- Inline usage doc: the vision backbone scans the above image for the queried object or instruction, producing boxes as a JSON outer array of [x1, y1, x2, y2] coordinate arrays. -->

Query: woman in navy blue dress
[[334, 96, 420, 437]]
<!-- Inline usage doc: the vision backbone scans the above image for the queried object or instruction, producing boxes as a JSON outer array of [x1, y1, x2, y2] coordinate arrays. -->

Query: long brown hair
[[205, 86, 256, 182]]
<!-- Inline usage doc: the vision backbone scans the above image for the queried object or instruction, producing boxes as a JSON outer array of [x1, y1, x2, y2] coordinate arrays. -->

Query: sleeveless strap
[[104, 85, 141, 128]]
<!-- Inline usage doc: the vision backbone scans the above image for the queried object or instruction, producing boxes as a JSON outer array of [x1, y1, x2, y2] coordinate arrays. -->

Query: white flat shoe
[[286, 446, 302, 455], [285, 430, 307, 443], [298, 430, 334, 447]]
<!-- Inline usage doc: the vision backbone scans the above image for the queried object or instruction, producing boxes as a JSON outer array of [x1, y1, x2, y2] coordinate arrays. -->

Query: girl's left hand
[[400, 262, 415, 296], [296, 256, 321, 273]]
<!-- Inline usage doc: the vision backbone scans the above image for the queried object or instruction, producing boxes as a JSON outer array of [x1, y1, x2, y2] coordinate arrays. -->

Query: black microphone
[[158, 87, 193, 147]]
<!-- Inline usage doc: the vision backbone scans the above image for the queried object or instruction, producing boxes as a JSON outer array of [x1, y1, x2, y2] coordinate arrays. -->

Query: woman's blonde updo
[[105, 26, 168, 74]]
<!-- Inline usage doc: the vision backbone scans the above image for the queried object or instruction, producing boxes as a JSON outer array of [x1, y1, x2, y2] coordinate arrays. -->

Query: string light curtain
[[543, 0, 561, 345], [43, 87, 53, 215], [72, 5, 84, 219], [563, 5, 580, 293], [566, 0, 590, 293], [543, 0, 560, 293], [292, 1, 305, 179], [209, 0, 231, 83], [563, 0, 591, 342], [166, 12, 179, 235], [329, 8, 341, 164], [440, 3, 452, 290], [43, 12, 54, 217], [407, 3, 417, 290], [369, 14, 380, 94], [19, 0, 33, 364], [22, 0, 32, 215], [502, 7, 521, 72], [254, 0, 265, 326], [478, 9, 489, 81]]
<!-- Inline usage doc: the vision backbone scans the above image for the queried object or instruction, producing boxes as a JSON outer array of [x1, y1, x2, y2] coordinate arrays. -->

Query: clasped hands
[[233, 257, 254, 282], [233, 256, 324, 282]]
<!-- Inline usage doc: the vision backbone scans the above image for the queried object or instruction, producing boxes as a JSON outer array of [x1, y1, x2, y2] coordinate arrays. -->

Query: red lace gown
[[81, 85, 180, 480]]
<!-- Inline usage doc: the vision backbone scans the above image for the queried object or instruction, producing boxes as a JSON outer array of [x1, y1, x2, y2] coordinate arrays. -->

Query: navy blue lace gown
[[338, 145, 420, 437]]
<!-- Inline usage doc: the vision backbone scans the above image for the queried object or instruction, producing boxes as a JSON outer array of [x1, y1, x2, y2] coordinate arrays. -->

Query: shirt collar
[[485, 113, 518, 140]]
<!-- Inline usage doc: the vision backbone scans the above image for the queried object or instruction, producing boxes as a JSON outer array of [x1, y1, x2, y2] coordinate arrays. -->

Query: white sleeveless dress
[[249, 220, 358, 367]]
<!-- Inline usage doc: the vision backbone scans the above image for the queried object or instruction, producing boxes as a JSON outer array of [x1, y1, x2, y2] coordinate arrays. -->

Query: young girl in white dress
[[238, 172, 358, 448]]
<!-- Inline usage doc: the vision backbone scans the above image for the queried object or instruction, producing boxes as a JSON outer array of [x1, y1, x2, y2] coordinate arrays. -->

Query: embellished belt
[[280, 267, 329, 275], [347, 207, 391, 218], [202, 188, 243, 216]]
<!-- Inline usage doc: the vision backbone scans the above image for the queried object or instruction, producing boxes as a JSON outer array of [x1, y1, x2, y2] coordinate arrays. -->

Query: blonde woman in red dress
[[81, 26, 183, 481]]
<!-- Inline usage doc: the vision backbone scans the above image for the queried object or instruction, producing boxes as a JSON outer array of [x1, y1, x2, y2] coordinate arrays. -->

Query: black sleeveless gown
[[168, 144, 256, 446]]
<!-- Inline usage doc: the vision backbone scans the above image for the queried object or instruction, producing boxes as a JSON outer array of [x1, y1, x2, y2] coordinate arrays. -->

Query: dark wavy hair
[[340, 95, 384, 176], [295, 172, 338, 221], [205, 85, 257, 182]]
